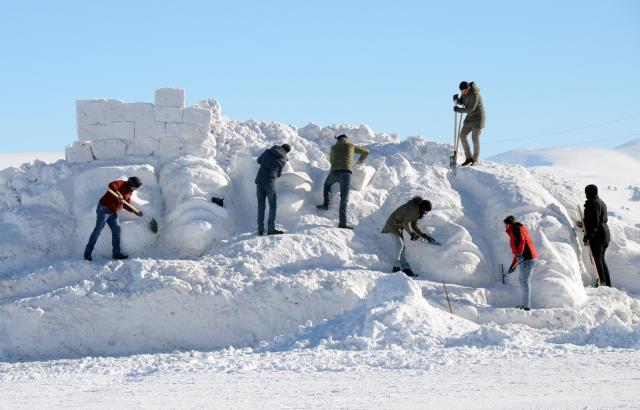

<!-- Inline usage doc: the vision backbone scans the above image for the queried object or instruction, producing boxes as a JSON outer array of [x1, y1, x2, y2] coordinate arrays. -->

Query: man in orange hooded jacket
[[504, 215, 538, 310], [84, 176, 143, 261]]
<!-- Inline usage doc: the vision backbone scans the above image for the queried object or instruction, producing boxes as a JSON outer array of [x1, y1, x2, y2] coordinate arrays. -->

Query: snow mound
[[264, 273, 478, 351], [1, 88, 640, 360]]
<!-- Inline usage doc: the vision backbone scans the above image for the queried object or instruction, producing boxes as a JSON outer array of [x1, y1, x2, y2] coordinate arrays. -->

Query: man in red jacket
[[84, 176, 143, 261], [504, 215, 538, 310]]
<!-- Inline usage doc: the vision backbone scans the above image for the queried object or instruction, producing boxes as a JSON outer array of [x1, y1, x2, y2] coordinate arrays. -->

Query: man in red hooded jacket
[[504, 215, 538, 310], [84, 176, 143, 261]]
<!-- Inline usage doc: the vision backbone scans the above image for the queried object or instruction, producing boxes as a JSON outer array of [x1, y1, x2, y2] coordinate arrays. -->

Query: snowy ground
[[2, 349, 640, 409], [2, 94, 640, 408]]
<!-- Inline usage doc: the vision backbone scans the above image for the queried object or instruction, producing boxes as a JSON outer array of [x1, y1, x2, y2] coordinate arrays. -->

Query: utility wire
[[484, 113, 640, 145], [553, 132, 640, 148]]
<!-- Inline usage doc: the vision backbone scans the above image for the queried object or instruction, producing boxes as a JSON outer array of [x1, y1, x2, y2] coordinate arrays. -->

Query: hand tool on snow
[[419, 238, 442, 246], [449, 110, 463, 171], [108, 188, 159, 233], [499, 263, 508, 284], [442, 281, 453, 314]]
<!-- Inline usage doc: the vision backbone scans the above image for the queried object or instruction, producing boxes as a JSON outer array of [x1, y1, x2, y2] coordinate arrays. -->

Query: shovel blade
[[449, 151, 458, 169]]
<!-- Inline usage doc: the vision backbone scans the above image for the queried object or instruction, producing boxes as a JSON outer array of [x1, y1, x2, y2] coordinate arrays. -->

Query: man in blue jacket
[[255, 143, 291, 235]]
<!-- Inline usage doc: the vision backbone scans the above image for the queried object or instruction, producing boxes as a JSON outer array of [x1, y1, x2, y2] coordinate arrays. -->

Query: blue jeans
[[389, 234, 410, 270], [257, 183, 277, 232], [519, 259, 536, 308], [321, 170, 351, 225], [85, 203, 121, 254]]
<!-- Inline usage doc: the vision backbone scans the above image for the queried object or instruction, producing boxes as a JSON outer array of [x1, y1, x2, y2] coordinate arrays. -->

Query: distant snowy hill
[[617, 138, 640, 161], [0, 152, 63, 169], [490, 144, 640, 228], [1, 89, 639, 363]]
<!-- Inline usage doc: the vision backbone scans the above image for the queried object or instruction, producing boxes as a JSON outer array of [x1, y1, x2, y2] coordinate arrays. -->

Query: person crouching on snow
[[254, 143, 291, 235], [504, 215, 538, 310], [381, 197, 437, 278], [84, 176, 144, 261]]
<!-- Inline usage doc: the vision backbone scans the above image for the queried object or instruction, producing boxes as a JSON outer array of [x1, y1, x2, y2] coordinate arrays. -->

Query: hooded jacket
[[455, 82, 485, 129], [506, 222, 538, 266], [382, 198, 426, 237], [99, 180, 136, 213], [330, 138, 369, 172], [584, 187, 610, 244], [255, 145, 288, 187]]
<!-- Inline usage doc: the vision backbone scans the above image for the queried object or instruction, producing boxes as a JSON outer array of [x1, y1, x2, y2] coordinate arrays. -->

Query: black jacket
[[584, 195, 610, 244], [254, 145, 288, 187]]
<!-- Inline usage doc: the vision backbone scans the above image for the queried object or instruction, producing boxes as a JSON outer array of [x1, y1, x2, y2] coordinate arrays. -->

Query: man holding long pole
[[454, 81, 485, 166]]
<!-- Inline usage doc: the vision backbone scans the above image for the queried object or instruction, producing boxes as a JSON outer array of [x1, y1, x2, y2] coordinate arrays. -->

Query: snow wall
[[1, 88, 639, 360]]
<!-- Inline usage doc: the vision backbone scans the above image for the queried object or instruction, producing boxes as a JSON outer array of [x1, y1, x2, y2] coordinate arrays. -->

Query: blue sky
[[1, 0, 639, 155]]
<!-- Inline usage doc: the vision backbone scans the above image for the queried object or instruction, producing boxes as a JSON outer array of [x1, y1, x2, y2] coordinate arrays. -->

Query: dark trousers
[[590, 241, 612, 287], [85, 203, 121, 254], [257, 183, 277, 232], [321, 170, 351, 225]]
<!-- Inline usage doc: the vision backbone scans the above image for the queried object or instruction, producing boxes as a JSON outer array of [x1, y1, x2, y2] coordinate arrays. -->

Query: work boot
[[392, 267, 401, 273], [516, 306, 531, 311], [84, 251, 92, 261], [461, 158, 473, 166], [402, 268, 417, 277], [338, 223, 354, 230], [267, 229, 284, 235], [316, 204, 329, 210], [112, 252, 129, 260], [258, 229, 264, 236]]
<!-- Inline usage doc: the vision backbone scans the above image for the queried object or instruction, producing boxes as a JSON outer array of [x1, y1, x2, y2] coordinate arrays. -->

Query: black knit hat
[[503, 215, 516, 225], [127, 176, 142, 188], [585, 184, 598, 199], [419, 200, 432, 212], [281, 143, 291, 153], [336, 134, 348, 140], [459, 81, 470, 90]]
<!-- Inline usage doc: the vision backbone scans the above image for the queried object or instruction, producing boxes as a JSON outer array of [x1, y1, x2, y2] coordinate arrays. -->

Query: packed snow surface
[[1, 93, 640, 365]]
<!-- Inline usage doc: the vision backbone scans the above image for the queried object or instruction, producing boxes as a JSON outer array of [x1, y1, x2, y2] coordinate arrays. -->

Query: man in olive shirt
[[454, 81, 486, 166], [317, 134, 369, 229]]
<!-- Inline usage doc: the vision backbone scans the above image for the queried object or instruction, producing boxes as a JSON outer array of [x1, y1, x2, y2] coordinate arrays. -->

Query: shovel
[[108, 188, 159, 233], [419, 238, 442, 246], [449, 111, 463, 170]]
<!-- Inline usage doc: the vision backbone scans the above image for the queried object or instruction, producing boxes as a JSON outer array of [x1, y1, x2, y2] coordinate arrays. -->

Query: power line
[[484, 113, 640, 145], [553, 132, 640, 148]]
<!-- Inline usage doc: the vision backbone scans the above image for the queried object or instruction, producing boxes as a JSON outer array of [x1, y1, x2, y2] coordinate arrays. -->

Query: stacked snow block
[[66, 88, 213, 163]]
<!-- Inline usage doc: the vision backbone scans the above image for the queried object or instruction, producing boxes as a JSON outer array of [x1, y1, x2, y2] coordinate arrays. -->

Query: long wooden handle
[[108, 188, 140, 213]]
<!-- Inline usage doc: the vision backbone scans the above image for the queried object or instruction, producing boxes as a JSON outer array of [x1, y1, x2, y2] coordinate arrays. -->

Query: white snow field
[[1, 89, 640, 408]]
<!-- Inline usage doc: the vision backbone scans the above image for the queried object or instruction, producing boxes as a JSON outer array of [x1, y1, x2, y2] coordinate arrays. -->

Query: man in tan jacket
[[454, 81, 485, 166], [382, 196, 436, 277], [317, 134, 369, 229]]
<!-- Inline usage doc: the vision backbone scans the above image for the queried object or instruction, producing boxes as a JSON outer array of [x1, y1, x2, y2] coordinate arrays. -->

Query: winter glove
[[136, 210, 144, 217], [516, 254, 525, 265], [508, 263, 518, 274], [454, 106, 462, 113], [410, 232, 420, 241], [420, 233, 436, 243], [453, 93, 459, 103]]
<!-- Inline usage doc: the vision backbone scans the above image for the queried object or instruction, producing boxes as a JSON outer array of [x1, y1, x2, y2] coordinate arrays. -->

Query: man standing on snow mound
[[84, 176, 144, 261], [504, 215, 539, 310], [382, 197, 437, 278], [583, 184, 612, 287], [316, 134, 369, 229], [453, 81, 485, 166], [255, 143, 291, 235]]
